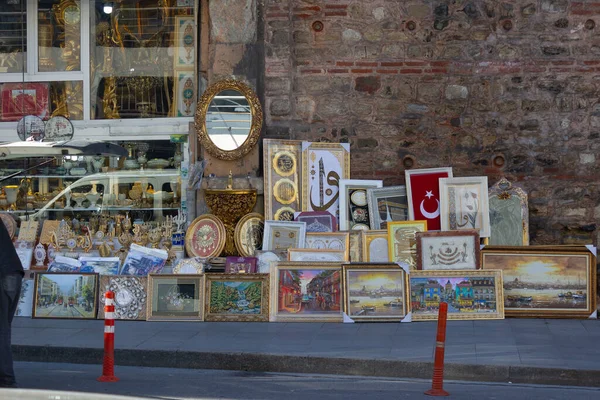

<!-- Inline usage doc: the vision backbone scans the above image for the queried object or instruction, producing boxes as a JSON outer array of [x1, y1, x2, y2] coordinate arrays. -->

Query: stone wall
[[263, 0, 600, 246]]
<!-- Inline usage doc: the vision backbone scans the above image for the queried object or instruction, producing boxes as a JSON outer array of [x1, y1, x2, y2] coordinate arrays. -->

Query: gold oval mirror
[[195, 79, 263, 161]]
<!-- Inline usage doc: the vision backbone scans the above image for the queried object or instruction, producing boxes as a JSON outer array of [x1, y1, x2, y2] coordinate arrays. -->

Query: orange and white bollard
[[425, 301, 449, 396], [97, 291, 119, 382]]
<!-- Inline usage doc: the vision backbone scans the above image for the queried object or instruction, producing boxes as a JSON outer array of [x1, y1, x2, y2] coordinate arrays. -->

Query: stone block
[[266, 77, 291, 95], [445, 85, 469, 100], [342, 29, 362, 43], [211, 44, 245, 77], [210, 0, 256, 44], [355, 76, 381, 95], [270, 98, 291, 116], [417, 83, 443, 103], [579, 153, 595, 164], [295, 97, 316, 123], [541, 0, 568, 13], [407, 4, 430, 18]]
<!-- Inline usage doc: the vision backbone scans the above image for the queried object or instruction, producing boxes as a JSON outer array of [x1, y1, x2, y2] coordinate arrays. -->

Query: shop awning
[[0, 140, 128, 159]]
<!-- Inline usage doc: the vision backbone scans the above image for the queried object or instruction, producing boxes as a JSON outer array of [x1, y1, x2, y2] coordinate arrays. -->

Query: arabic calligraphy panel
[[440, 177, 491, 238], [416, 230, 480, 270], [387, 220, 428, 270], [264, 139, 302, 220], [488, 178, 529, 246]]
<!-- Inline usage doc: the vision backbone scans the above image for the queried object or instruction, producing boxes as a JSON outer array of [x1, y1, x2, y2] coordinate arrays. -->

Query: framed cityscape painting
[[263, 139, 302, 221], [288, 248, 347, 262], [98, 276, 148, 320], [387, 220, 428, 269], [262, 220, 307, 251], [32, 273, 99, 319], [410, 270, 504, 321], [294, 211, 337, 232], [488, 177, 529, 246], [301, 142, 350, 222], [147, 275, 204, 321], [305, 231, 350, 260], [204, 273, 270, 322], [342, 264, 408, 322], [338, 179, 383, 231], [362, 230, 389, 262], [270, 262, 343, 322], [405, 167, 452, 231], [367, 185, 409, 230], [481, 246, 596, 318], [439, 176, 491, 238], [416, 230, 480, 270]]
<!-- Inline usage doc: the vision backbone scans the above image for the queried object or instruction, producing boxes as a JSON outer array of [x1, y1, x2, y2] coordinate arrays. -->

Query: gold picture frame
[[288, 248, 347, 262], [362, 230, 389, 262], [173, 15, 195, 69], [204, 273, 270, 322], [387, 220, 428, 269], [234, 212, 264, 257], [263, 139, 302, 221], [348, 230, 363, 262], [305, 231, 350, 261], [185, 214, 226, 258], [147, 274, 204, 321]]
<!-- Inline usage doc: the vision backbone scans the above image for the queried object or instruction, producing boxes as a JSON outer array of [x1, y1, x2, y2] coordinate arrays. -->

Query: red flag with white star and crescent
[[408, 171, 451, 231]]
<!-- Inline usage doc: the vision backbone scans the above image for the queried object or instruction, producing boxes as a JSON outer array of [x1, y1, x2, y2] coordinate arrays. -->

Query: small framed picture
[[305, 231, 350, 261], [439, 176, 491, 238], [204, 273, 270, 322], [362, 230, 389, 262], [262, 220, 307, 251], [288, 248, 347, 262], [405, 167, 453, 231], [98, 276, 148, 320], [294, 211, 337, 232], [416, 230, 480, 270], [255, 250, 288, 273], [225, 256, 258, 273], [366, 185, 409, 230], [338, 179, 383, 231], [387, 220, 428, 269], [33, 273, 98, 319], [147, 275, 204, 321], [348, 231, 363, 262]]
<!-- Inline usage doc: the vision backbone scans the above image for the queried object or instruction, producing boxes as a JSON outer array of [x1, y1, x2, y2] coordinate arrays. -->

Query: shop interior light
[[103, 2, 113, 14]]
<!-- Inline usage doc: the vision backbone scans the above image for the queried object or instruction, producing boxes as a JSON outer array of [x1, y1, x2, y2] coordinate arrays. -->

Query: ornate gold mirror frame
[[195, 79, 263, 161]]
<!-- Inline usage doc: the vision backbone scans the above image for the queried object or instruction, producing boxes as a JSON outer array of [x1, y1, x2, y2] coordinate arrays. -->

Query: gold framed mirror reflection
[[195, 79, 263, 161]]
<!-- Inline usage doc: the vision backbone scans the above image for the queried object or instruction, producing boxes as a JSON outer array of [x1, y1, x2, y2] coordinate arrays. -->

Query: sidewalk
[[12, 317, 600, 387]]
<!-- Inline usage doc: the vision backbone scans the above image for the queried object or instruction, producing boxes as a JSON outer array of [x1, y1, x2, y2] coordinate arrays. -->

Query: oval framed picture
[[185, 214, 226, 258], [234, 212, 264, 257]]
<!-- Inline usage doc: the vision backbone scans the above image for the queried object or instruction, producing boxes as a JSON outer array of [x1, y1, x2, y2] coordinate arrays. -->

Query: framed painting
[[173, 257, 205, 274], [342, 263, 409, 322], [98, 276, 148, 320], [185, 214, 226, 258], [225, 256, 258, 273], [338, 179, 383, 231], [32, 273, 98, 319], [172, 70, 196, 117], [367, 185, 409, 230], [270, 262, 343, 322], [410, 270, 504, 321], [234, 213, 264, 257], [439, 176, 491, 238], [288, 248, 347, 262], [481, 246, 597, 318], [416, 230, 480, 270], [1, 82, 50, 121], [204, 273, 270, 322], [147, 274, 204, 321], [255, 250, 288, 273], [405, 167, 453, 231], [262, 220, 306, 251], [295, 211, 337, 232], [17, 220, 39, 242], [263, 139, 302, 221], [387, 220, 428, 269], [173, 16, 195, 69], [301, 142, 350, 222], [15, 276, 35, 318], [348, 230, 363, 262], [305, 231, 350, 260], [488, 177, 529, 246], [362, 230, 389, 262]]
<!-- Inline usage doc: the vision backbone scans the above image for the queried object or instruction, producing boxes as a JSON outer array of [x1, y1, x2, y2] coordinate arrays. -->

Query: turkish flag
[[407, 169, 452, 230]]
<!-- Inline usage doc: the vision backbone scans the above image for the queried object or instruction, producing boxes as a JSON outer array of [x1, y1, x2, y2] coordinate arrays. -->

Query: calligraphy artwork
[[174, 16, 195, 69], [185, 215, 226, 258], [362, 230, 389, 262], [405, 168, 453, 231], [387, 220, 428, 270], [488, 178, 529, 246], [304, 231, 350, 261], [264, 139, 302, 221], [262, 220, 307, 251], [288, 248, 347, 262], [338, 179, 383, 231], [440, 176, 491, 238], [294, 211, 337, 232], [301, 142, 350, 222], [173, 71, 196, 117], [1, 82, 50, 121], [416, 230, 480, 270], [366, 186, 409, 230]]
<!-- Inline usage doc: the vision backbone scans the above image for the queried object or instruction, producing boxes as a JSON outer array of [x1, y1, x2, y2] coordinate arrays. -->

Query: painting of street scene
[[344, 267, 407, 321], [483, 252, 591, 312], [33, 273, 98, 319], [276, 267, 342, 321], [410, 270, 504, 321]]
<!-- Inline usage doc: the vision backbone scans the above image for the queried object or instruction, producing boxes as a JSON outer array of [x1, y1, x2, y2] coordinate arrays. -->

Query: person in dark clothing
[[0, 218, 24, 388]]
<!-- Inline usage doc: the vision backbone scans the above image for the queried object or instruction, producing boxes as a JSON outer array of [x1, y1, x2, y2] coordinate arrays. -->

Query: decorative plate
[[99, 276, 148, 320], [185, 214, 226, 258], [350, 189, 368, 206], [0, 213, 17, 240], [234, 213, 264, 257], [17, 115, 45, 141], [45, 115, 74, 141]]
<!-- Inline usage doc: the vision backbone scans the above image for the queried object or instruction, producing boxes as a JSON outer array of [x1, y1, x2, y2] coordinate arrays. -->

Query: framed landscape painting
[[410, 270, 504, 321], [342, 264, 408, 322], [367, 185, 409, 230], [416, 230, 480, 270], [481, 246, 596, 318], [33, 273, 98, 319], [147, 275, 204, 321], [270, 262, 343, 322], [204, 273, 270, 322], [387, 220, 428, 269], [439, 176, 491, 238]]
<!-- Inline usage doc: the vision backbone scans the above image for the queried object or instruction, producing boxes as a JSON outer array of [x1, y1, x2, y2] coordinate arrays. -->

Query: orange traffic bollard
[[425, 301, 449, 396], [98, 291, 119, 382]]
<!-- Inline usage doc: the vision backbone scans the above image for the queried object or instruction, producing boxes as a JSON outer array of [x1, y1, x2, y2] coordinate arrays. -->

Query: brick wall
[[263, 0, 600, 246]]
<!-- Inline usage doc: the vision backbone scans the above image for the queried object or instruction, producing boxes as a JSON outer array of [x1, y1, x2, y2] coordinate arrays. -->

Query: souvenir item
[[264, 139, 302, 221], [147, 274, 204, 321], [301, 142, 350, 221], [262, 220, 306, 251], [33, 243, 47, 268], [14, 241, 34, 270], [174, 16, 195, 68], [185, 214, 226, 258], [255, 250, 287, 273], [440, 176, 491, 238], [121, 244, 168, 276], [387, 220, 428, 269], [173, 258, 205, 274], [416, 230, 480, 270], [44, 115, 74, 141], [288, 248, 347, 262], [362, 230, 389, 262], [405, 167, 453, 231], [338, 179, 382, 231], [98, 276, 148, 320], [294, 211, 337, 232], [410, 270, 504, 321], [39, 220, 60, 245], [304, 231, 350, 261], [17, 220, 39, 242], [234, 213, 264, 257], [0, 213, 17, 239], [204, 273, 270, 322], [270, 262, 343, 322], [225, 256, 258, 273], [79, 257, 121, 275], [2, 83, 50, 121], [348, 231, 363, 262], [48, 255, 81, 272], [367, 186, 409, 230], [488, 177, 529, 245], [15, 277, 35, 317], [16, 115, 45, 140], [342, 263, 409, 322], [481, 245, 596, 318], [33, 273, 99, 319]]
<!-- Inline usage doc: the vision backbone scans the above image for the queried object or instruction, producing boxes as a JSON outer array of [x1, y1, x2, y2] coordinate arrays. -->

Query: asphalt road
[[8, 362, 600, 400], [34, 304, 89, 318]]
